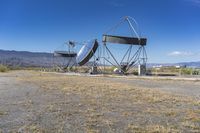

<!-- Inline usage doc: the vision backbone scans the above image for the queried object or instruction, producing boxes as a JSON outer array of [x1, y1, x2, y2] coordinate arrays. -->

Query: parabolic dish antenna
[[54, 51, 77, 57], [76, 39, 98, 66]]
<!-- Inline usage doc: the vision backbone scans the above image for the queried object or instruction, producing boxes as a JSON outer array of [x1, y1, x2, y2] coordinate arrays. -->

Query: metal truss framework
[[102, 16, 148, 74]]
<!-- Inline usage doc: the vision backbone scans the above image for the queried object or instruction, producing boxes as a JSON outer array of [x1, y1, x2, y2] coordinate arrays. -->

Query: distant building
[[153, 65, 162, 68]]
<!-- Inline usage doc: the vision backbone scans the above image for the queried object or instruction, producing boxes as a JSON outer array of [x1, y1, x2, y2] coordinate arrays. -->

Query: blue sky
[[0, 0, 200, 63]]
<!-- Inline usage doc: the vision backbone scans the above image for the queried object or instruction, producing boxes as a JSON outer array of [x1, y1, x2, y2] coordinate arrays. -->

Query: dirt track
[[104, 76, 200, 98], [0, 71, 199, 132]]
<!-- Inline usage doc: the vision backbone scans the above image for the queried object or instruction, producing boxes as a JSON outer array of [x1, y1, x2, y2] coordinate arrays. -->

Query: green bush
[[132, 71, 138, 75], [192, 70, 200, 75], [181, 68, 192, 75], [0, 65, 9, 72]]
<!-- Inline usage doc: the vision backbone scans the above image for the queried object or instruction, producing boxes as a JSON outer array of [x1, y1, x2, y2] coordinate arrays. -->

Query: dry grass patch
[[17, 71, 200, 132], [126, 124, 180, 133], [0, 111, 8, 116]]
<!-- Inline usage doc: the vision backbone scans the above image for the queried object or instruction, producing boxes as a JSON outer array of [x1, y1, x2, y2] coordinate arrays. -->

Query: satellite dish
[[76, 39, 98, 66], [54, 51, 77, 57]]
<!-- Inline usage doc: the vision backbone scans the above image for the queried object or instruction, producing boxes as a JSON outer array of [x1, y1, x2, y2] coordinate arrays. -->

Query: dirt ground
[[0, 70, 199, 133]]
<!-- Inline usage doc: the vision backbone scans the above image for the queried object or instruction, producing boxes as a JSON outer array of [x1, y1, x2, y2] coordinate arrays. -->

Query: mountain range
[[0, 49, 200, 68], [0, 49, 75, 68]]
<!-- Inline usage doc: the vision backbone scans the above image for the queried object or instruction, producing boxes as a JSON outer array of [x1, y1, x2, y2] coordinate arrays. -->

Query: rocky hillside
[[0, 49, 75, 68]]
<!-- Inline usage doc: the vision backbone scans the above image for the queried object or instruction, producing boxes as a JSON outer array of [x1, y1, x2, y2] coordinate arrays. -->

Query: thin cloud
[[108, 1, 124, 7], [189, 0, 200, 4], [168, 51, 194, 56], [185, 0, 200, 7]]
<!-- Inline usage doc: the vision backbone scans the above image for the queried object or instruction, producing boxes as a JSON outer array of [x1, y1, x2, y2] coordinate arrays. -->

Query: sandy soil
[[0, 70, 199, 132]]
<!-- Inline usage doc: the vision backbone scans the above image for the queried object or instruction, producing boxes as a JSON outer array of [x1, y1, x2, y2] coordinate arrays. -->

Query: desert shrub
[[69, 67, 77, 72], [181, 68, 192, 75], [192, 70, 200, 75], [133, 71, 138, 75], [0, 64, 9, 72], [192, 69, 200, 75]]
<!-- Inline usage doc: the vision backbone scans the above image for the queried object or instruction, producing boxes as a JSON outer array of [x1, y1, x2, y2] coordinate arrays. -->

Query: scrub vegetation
[[1, 71, 196, 132], [0, 64, 9, 72]]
